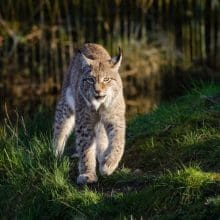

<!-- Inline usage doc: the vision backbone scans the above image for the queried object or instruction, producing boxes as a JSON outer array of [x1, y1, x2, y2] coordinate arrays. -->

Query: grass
[[1, 83, 220, 219]]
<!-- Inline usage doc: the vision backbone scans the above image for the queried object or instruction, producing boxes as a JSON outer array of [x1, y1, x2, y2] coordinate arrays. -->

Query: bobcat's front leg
[[75, 116, 97, 185], [100, 118, 125, 176], [53, 99, 75, 158]]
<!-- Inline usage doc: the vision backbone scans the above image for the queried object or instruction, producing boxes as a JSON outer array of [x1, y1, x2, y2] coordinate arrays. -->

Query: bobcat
[[53, 43, 126, 184]]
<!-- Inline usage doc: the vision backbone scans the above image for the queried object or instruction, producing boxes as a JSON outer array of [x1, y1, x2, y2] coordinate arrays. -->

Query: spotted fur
[[53, 43, 126, 184]]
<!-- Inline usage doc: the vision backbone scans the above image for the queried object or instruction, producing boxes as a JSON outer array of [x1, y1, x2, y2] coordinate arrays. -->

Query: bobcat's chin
[[91, 97, 106, 110]]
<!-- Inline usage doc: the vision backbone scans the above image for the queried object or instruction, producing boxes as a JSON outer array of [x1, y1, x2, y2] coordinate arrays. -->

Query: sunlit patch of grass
[[145, 167, 220, 219], [1, 83, 220, 219]]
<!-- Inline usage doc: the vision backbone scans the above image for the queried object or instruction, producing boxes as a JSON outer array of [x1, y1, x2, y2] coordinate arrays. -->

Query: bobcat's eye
[[103, 77, 111, 83], [86, 77, 95, 84]]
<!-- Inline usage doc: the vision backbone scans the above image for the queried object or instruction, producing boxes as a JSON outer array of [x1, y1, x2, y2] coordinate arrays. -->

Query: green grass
[[1, 83, 220, 219]]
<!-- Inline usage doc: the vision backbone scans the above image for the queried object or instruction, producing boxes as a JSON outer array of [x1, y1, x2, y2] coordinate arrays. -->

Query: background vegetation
[[0, 0, 220, 117]]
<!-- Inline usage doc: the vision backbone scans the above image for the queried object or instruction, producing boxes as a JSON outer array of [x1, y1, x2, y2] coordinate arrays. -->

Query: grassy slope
[[1, 83, 220, 219]]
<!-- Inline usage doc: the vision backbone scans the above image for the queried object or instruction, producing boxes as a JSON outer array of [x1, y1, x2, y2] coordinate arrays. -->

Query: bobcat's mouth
[[95, 95, 106, 100]]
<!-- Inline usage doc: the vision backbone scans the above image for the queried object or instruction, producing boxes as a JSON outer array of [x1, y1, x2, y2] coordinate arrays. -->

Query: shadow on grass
[[124, 137, 220, 174], [182, 138, 220, 173]]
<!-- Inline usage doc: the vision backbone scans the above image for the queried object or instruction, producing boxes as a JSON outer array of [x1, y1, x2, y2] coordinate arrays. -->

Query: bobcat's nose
[[94, 88, 101, 95], [94, 89, 106, 99]]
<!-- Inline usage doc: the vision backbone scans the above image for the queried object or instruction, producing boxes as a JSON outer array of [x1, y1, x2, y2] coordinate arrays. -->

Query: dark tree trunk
[[213, 4, 219, 68], [205, 0, 211, 66]]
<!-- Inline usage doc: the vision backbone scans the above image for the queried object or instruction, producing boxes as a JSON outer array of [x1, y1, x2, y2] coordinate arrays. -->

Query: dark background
[[0, 0, 220, 118]]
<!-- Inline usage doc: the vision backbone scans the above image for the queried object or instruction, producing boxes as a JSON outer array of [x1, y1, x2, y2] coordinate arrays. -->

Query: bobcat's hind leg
[[53, 99, 75, 158], [100, 118, 125, 176]]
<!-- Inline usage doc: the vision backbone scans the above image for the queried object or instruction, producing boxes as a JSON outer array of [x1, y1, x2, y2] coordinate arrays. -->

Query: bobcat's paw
[[54, 148, 63, 158], [99, 157, 118, 176], [77, 173, 98, 185]]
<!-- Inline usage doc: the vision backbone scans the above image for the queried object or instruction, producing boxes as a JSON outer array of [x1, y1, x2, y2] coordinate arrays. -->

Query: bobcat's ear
[[110, 47, 122, 71], [78, 49, 94, 69]]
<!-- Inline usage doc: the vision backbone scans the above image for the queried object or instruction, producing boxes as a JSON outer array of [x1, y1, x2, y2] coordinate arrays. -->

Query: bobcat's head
[[79, 48, 122, 110]]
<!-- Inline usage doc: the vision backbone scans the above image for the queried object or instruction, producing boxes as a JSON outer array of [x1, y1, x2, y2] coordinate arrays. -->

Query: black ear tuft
[[114, 46, 122, 63], [110, 46, 122, 71], [118, 47, 122, 56]]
